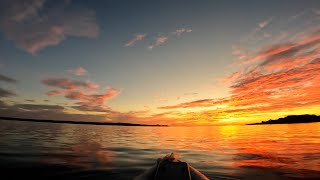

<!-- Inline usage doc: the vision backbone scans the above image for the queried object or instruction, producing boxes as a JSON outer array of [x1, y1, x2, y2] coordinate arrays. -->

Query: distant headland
[[0, 116, 168, 127], [247, 114, 320, 125]]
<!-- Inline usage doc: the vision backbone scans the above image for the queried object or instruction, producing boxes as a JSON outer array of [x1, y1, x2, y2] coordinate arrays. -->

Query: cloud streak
[[0, 73, 17, 83], [123, 28, 192, 50], [312, 8, 320, 16], [67, 67, 88, 76], [0, 0, 99, 54], [172, 28, 192, 37], [159, 98, 228, 109], [238, 29, 319, 65], [66, 87, 121, 112], [0, 101, 111, 122], [258, 18, 273, 29], [13, 104, 65, 112], [0, 73, 17, 98], [125, 33, 147, 47], [42, 78, 99, 90], [0, 88, 16, 98], [148, 35, 168, 49]]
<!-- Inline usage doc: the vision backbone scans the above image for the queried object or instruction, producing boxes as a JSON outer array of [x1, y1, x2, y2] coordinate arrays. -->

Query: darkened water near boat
[[0, 120, 319, 179]]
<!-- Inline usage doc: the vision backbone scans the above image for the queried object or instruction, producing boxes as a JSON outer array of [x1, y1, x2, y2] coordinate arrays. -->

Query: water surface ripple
[[0, 120, 319, 179]]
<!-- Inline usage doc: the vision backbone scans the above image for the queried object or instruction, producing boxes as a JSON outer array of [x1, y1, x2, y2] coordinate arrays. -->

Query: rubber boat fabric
[[134, 153, 209, 180]]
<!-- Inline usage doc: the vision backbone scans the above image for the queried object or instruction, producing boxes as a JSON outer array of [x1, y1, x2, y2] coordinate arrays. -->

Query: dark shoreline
[[247, 114, 320, 125], [0, 116, 167, 127]]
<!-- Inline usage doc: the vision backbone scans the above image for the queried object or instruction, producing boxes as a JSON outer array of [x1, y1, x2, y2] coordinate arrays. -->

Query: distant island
[[247, 114, 320, 125], [0, 116, 167, 127]]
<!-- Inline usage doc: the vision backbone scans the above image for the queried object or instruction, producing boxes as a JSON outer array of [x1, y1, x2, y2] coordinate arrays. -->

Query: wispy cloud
[[65, 87, 121, 111], [0, 73, 17, 98], [125, 33, 147, 47], [232, 46, 250, 60], [274, 31, 290, 42], [0, 73, 17, 83], [26, 99, 35, 102], [0, 97, 127, 123], [258, 18, 273, 29], [14, 104, 65, 112], [0, 102, 86, 121], [159, 99, 228, 109], [148, 35, 168, 49], [184, 92, 198, 96], [46, 90, 64, 96], [123, 28, 192, 50], [154, 95, 168, 103], [42, 78, 99, 90], [67, 67, 88, 76], [148, 28, 192, 49], [312, 8, 320, 16], [0, 88, 16, 98], [290, 10, 307, 20], [0, 0, 99, 54], [238, 29, 319, 65], [241, 17, 273, 43], [0, 102, 117, 122], [172, 28, 192, 37]]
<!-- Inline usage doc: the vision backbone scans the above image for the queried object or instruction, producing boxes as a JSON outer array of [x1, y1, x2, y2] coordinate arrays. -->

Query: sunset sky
[[0, 0, 319, 125]]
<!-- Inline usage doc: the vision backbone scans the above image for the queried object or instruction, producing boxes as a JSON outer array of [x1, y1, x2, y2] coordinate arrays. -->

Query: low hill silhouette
[[247, 114, 320, 125], [0, 116, 167, 127]]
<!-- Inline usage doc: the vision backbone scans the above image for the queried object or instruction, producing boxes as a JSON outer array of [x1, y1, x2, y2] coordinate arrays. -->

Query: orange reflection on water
[[131, 123, 320, 173], [53, 123, 320, 177], [67, 141, 112, 169], [219, 124, 320, 173], [52, 124, 113, 170]]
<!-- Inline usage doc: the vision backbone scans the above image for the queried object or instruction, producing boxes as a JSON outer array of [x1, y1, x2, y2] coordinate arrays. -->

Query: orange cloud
[[42, 78, 121, 113], [42, 78, 99, 90], [46, 90, 64, 96], [159, 99, 228, 109], [157, 29, 320, 124], [240, 29, 319, 65], [66, 87, 121, 105]]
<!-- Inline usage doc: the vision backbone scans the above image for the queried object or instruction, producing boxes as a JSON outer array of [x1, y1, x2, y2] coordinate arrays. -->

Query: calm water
[[0, 120, 319, 179]]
